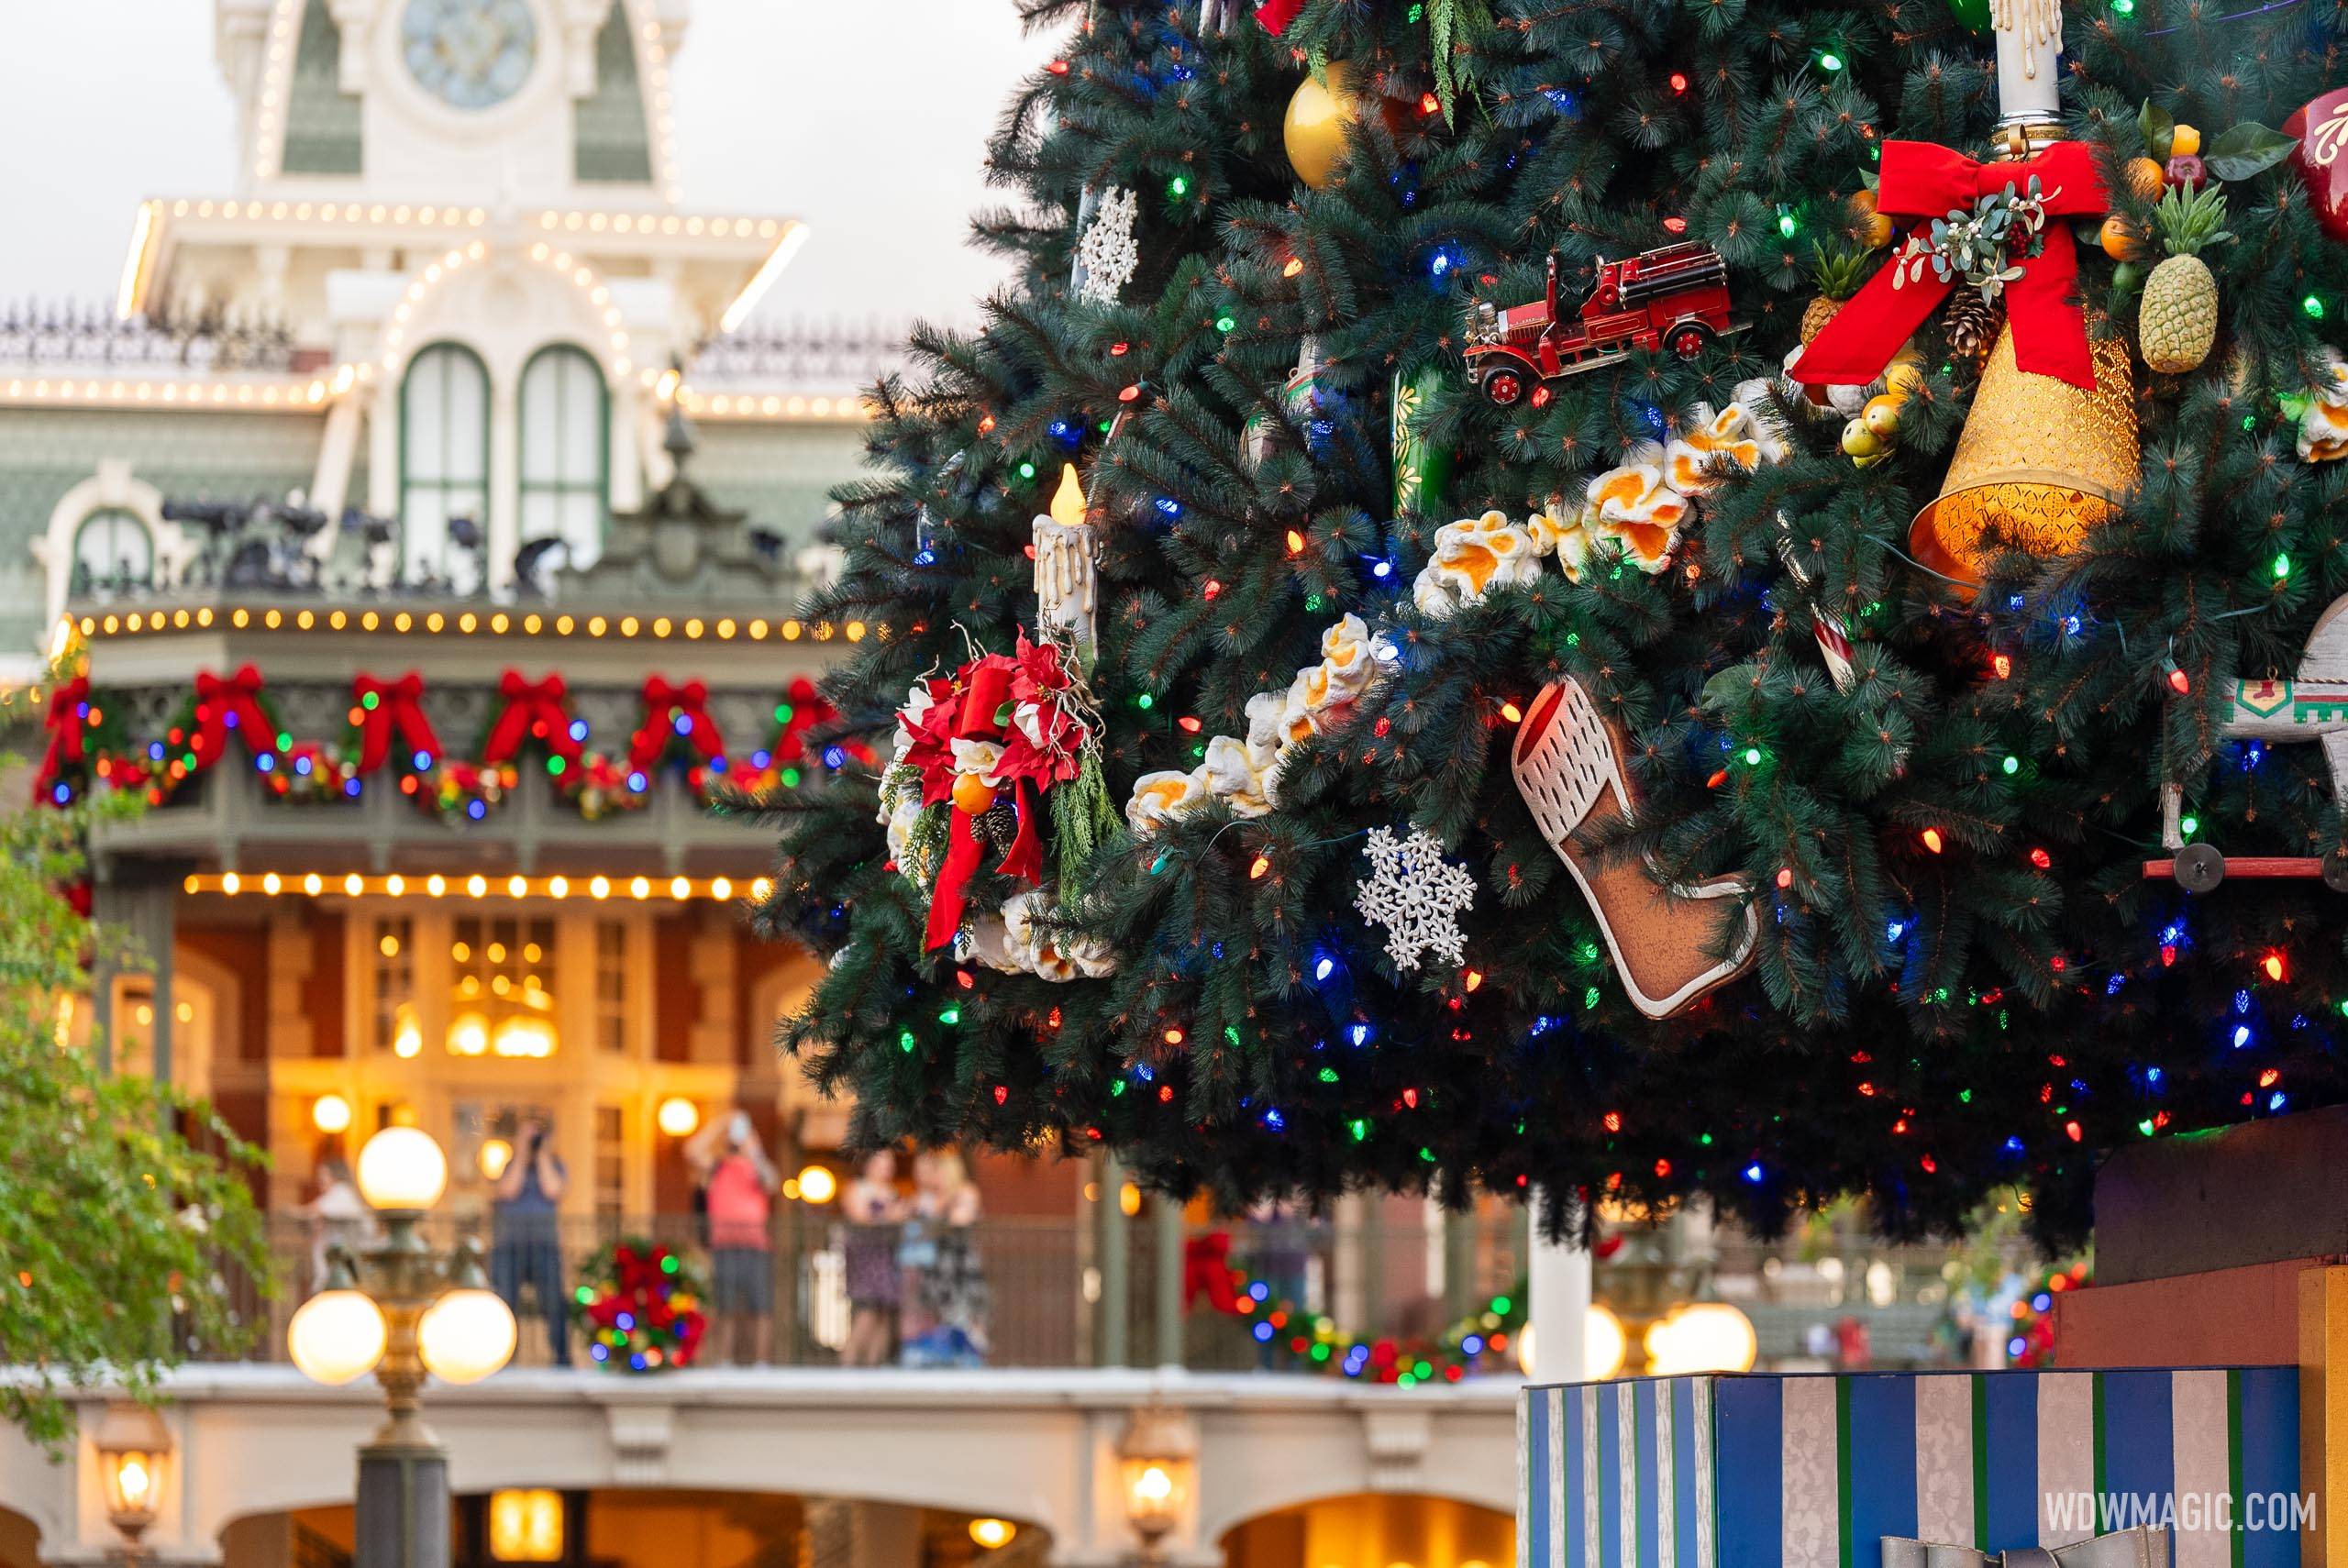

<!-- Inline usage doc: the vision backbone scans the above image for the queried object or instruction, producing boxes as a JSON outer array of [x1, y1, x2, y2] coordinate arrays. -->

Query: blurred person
[[304, 1143, 373, 1294], [688, 1110, 781, 1365], [838, 1149, 905, 1366], [899, 1149, 989, 1367], [492, 1115, 570, 1366]]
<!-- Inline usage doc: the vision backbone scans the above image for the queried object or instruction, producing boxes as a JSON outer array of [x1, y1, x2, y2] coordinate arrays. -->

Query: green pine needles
[[750, 0, 2348, 1249]]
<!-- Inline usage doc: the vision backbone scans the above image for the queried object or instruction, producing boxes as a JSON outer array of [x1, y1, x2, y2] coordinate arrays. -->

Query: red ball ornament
[[2285, 89, 2348, 242]]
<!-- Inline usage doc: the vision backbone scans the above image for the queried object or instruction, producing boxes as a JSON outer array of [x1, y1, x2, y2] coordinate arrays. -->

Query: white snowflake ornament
[[1075, 186, 1141, 306], [1355, 826, 1477, 972]]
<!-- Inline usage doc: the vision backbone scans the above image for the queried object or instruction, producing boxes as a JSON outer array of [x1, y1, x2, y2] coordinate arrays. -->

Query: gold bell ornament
[[1909, 325, 2138, 586]]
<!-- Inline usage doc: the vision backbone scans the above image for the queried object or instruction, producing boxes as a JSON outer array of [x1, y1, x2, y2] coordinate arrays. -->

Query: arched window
[[518, 346, 609, 568], [72, 508, 153, 592], [401, 343, 490, 582]]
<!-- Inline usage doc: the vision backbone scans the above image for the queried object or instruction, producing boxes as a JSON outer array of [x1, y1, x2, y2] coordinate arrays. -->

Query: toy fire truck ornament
[[1464, 242, 1744, 406]]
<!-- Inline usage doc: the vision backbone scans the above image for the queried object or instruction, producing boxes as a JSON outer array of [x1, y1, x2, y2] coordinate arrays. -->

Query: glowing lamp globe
[[417, 1286, 518, 1385], [1646, 1301, 1756, 1375], [969, 1519, 1017, 1551], [796, 1164, 839, 1205], [287, 1289, 389, 1386], [1585, 1302, 1630, 1379], [356, 1126, 449, 1212], [656, 1097, 700, 1138], [310, 1093, 353, 1134]]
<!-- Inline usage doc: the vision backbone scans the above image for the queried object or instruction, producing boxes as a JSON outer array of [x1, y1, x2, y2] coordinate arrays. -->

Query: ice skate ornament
[[2148, 592, 2348, 893], [1512, 677, 1758, 1019], [1032, 463, 1100, 675]]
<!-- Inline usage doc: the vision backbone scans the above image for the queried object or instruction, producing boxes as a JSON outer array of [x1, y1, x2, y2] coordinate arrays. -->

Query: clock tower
[[213, 0, 683, 204], [101, 0, 813, 594]]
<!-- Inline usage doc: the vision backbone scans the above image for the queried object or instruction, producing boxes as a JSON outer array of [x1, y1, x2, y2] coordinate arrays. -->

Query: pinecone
[[977, 800, 1021, 853], [1943, 291, 2003, 364]]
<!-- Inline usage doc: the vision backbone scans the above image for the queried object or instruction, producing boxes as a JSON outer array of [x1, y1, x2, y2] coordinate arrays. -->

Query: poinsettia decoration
[[877, 635, 1119, 980], [570, 1239, 707, 1373]]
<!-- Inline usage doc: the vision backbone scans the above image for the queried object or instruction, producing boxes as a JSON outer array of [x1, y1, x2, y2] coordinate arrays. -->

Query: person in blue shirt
[[491, 1116, 570, 1366]]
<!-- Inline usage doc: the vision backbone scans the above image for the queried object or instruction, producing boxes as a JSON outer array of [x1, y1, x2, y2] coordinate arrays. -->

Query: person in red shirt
[[687, 1111, 781, 1365]]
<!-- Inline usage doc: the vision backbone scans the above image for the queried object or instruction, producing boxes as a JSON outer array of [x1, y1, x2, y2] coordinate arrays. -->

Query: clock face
[[401, 0, 538, 112]]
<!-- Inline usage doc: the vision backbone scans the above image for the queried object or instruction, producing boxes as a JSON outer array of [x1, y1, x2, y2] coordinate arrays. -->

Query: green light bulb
[[2002, 756, 2020, 775]]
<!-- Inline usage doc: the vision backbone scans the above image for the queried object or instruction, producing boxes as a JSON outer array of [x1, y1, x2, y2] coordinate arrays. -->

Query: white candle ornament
[[1992, 0, 2064, 128], [1033, 463, 1099, 672]]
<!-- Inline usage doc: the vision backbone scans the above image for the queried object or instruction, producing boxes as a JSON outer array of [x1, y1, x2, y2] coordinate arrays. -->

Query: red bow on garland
[[34, 675, 90, 797], [191, 665, 276, 768], [923, 661, 1046, 953], [1183, 1231, 1241, 1313], [629, 677, 725, 771], [482, 671, 583, 766], [1791, 139, 2110, 392], [351, 672, 441, 774]]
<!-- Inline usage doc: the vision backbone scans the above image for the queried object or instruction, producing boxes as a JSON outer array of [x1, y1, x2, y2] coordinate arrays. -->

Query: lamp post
[[91, 1400, 172, 1559], [1115, 1401, 1197, 1567], [287, 1127, 517, 1568]]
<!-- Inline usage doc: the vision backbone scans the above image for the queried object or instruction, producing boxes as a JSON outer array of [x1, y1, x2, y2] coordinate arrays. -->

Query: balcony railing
[[196, 1212, 2007, 1376]]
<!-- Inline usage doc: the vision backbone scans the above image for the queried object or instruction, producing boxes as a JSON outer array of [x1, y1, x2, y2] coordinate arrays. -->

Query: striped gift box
[[1518, 1370, 2298, 1568]]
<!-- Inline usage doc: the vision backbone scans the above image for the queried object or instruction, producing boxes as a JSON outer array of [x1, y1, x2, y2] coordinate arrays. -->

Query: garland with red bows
[[39, 666, 853, 824], [569, 1239, 708, 1373]]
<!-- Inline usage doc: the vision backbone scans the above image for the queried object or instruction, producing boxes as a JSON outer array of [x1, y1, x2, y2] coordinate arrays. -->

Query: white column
[[310, 396, 363, 525], [1529, 1187, 1590, 1383], [485, 368, 520, 593]]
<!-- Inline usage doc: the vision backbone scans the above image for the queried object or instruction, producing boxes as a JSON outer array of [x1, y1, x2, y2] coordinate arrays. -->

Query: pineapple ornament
[[1802, 240, 1872, 344], [2139, 182, 2233, 375]]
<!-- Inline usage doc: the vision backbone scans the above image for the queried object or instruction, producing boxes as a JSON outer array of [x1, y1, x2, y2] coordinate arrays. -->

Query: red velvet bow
[[352, 671, 441, 775], [1791, 139, 2110, 392], [482, 671, 582, 766], [34, 675, 90, 797], [1183, 1231, 1240, 1312], [924, 662, 1045, 952], [192, 665, 275, 768], [1254, 0, 1306, 33], [629, 677, 725, 771]]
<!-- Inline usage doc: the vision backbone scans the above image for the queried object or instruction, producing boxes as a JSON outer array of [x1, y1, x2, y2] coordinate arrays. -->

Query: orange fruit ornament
[[2099, 215, 2145, 261], [952, 774, 999, 815], [1850, 189, 1895, 248], [2124, 157, 2166, 202]]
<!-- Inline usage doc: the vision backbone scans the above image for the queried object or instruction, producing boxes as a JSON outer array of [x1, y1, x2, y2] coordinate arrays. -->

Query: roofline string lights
[[249, 0, 303, 184], [183, 871, 772, 904], [62, 606, 874, 645]]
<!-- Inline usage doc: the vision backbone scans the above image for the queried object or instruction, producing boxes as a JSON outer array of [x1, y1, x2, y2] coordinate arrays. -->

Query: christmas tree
[[754, 0, 2348, 1246]]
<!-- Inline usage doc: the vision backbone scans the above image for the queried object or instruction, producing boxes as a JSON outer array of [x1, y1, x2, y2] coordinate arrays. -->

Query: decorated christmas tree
[[754, 0, 2348, 1247]]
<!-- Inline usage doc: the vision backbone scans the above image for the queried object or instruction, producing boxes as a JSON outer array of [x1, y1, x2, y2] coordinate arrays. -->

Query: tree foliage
[[0, 783, 270, 1449], [752, 0, 2348, 1248]]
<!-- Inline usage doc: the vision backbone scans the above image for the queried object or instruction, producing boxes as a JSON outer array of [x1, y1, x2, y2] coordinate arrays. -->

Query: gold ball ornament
[[1283, 64, 1356, 191]]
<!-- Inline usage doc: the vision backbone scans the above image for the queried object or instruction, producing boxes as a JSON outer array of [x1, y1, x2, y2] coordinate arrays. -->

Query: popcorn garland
[[2296, 348, 2348, 462], [1416, 391, 1787, 614], [1125, 613, 1396, 832], [1122, 392, 1787, 834]]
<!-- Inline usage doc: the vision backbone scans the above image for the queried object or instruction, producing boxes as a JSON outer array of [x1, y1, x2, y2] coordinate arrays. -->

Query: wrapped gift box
[[1518, 1369, 2298, 1568]]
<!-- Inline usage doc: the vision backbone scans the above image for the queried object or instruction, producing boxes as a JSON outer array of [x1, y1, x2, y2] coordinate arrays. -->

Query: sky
[[0, 0, 1061, 328]]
